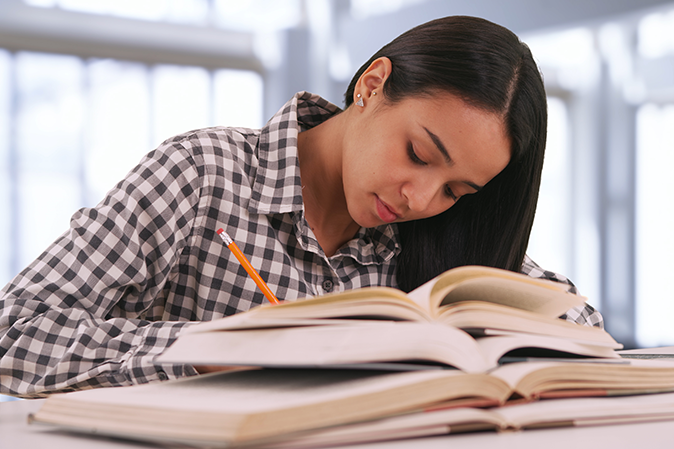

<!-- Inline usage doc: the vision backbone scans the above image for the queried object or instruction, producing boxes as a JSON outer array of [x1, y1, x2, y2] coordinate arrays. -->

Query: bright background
[[1, 0, 674, 366]]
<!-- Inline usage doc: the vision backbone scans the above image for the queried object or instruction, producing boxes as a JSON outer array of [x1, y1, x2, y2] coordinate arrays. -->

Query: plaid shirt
[[0, 92, 602, 398]]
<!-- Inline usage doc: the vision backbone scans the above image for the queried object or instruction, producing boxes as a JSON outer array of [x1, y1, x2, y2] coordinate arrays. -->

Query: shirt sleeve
[[0, 139, 204, 398], [521, 255, 604, 329]]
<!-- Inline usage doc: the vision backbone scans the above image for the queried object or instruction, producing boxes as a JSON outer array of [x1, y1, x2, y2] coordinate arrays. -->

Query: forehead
[[396, 92, 511, 173], [405, 91, 506, 134]]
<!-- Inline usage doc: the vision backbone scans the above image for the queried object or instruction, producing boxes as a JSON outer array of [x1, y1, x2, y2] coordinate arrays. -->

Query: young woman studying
[[0, 16, 602, 398]]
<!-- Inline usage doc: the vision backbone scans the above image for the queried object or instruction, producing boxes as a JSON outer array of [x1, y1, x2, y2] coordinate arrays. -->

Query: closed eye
[[407, 143, 427, 166], [444, 185, 457, 201]]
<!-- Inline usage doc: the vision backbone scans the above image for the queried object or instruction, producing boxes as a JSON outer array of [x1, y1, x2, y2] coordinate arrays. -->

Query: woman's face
[[342, 91, 511, 228]]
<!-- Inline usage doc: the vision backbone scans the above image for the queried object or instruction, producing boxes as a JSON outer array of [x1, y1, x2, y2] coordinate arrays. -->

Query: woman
[[0, 16, 601, 398]]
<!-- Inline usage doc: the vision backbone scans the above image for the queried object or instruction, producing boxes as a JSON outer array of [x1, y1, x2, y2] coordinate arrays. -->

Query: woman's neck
[[297, 112, 361, 257]]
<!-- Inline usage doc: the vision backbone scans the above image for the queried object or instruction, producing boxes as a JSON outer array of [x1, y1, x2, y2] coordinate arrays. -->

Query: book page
[[490, 358, 674, 398], [437, 302, 620, 347], [494, 391, 674, 429], [181, 317, 391, 334], [405, 265, 574, 314], [40, 367, 505, 415], [34, 369, 505, 444], [430, 265, 573, 295], [160, 322, 492, 373], [405, 280, 435, 311], [265, 407, 506, 448], [476, 334, 621, 366], [192, 287, 433, 327], [433, 277, 585, 318], [490, 360, 604, 392]]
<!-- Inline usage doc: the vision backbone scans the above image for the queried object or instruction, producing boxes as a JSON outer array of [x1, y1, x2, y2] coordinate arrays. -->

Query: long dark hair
[[344, 16, 547, 292]]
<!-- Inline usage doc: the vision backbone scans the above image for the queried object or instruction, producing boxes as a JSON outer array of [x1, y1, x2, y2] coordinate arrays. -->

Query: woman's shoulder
[[163, 126, 260, 159], [147, 126, 262, 179], [520, 255, 577, 294], [521, 255, 604, 329]]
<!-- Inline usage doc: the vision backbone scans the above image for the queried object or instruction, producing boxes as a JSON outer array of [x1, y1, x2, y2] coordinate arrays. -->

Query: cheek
[[429, 200, 455, 218], [406, 198, 454, 221], [348, 152, 388, 186]]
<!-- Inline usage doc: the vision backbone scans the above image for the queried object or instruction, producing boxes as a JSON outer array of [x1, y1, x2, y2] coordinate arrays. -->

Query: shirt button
[[157, 370, 169, 381], [322, 279, 334, 292]]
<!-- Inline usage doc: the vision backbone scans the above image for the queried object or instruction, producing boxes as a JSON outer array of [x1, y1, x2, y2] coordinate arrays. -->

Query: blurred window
[[527, 97, 572, 281], [635, 104, 674, 347], [637, 10, 674, 58], [24, 0, 211, 24], [524, 28, 601, 308], [0, 50, 263, 286], [0, 50, 10, 286], [23, 0, 303, 30], [634, 9, 674, 346]]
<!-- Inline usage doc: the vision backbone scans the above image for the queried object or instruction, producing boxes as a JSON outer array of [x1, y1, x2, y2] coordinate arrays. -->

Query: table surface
[[2, 397, 674, 449]]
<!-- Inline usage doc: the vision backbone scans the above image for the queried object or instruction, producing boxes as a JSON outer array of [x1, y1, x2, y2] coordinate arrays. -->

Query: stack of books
[[30, 266, 674, 448]]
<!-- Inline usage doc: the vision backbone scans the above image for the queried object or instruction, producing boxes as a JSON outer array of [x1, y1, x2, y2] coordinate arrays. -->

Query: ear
[[353, 57, 392, 105]]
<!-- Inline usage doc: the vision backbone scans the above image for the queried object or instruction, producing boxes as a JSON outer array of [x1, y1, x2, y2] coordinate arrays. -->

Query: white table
[[2, 398, 673, 449]]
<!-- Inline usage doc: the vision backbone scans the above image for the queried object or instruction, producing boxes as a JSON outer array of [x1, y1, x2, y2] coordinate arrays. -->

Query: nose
[[402, 179, 437, 213]]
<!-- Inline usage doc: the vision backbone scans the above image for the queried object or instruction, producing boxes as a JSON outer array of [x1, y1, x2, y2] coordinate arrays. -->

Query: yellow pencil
[[216, 228, 280, 305]]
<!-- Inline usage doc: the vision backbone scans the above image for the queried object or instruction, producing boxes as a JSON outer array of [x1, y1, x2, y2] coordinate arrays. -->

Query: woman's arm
[[521, 255, 604, 328], [0, 139, 205, 398]]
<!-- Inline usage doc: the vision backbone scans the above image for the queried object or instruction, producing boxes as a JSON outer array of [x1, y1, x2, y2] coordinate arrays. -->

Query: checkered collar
[[248, 91, 400, 264], [248, 91, 339, 215]]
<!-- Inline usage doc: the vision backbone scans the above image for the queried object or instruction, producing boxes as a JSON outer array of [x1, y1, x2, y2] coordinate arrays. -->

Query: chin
[[366, 217, 394, 228], [349, 203, 389, 228], [350, 214, 378, 229]]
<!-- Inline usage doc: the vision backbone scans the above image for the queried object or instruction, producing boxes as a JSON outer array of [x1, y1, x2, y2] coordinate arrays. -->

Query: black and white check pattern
[[521, 256, 603, 327], [0, 92, 602, 398]]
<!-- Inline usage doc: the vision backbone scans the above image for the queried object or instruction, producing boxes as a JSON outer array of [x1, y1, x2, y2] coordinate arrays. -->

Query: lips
[[375, 196, 400, 223]]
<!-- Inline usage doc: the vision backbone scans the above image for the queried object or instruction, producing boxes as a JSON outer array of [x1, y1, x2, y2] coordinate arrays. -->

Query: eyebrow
[[423, 126, 484, 193], [424, 127, 452, 165]]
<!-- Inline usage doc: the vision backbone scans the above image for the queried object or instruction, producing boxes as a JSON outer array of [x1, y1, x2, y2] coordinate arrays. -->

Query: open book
[[159, 321, 621, 373], [260, 389, 674, 449], [158, 266, 620, 371], [30, 361, 674, 448], [190, 265, 589, 332]]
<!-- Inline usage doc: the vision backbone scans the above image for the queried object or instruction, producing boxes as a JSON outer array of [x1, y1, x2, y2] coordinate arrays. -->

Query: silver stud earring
[[372, 91, 377, 96], [355, 94, 364, 107]]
